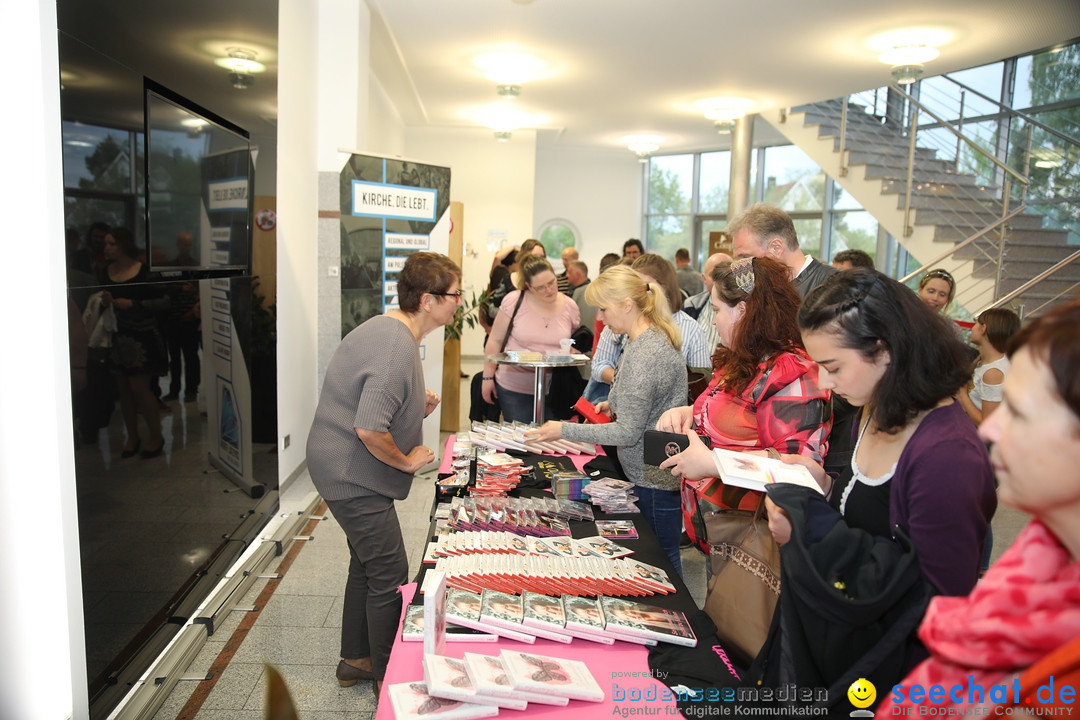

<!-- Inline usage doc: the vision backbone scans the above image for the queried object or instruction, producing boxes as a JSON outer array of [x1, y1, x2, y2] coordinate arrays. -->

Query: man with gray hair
[[557, 246, 578, 296], [682, 251, 733, 355], [728, 202, 835, 297]]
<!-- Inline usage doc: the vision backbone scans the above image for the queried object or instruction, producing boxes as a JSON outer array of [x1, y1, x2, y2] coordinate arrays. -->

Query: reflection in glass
[[761, 145, 825, 212]]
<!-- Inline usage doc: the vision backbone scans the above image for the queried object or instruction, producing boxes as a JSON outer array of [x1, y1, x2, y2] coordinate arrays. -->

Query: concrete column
[[728, 114, 755, 217]]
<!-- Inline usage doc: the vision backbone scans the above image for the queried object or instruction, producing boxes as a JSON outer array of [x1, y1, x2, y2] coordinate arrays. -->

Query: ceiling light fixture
[[494, 131, 512, 142], [878, 43, 939, 85], [623, 135, 663, 162], [694, 97, 754, 130], [215, 47, 265, 91], [496, 84, 522, 98], [214, 47, 266, 74], [473, 51, 546, 85]]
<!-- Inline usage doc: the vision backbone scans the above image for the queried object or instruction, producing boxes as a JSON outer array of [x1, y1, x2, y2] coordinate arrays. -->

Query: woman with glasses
[[306, 251, 460, 696], [482, 255, 581, 422], [917, 268, 956, 315]]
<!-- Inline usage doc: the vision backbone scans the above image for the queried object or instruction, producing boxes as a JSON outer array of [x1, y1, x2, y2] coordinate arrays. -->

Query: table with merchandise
[[374, 430, 705, 719]]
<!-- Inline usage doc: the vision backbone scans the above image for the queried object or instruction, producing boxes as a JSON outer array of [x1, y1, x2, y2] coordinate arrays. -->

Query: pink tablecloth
[[376, 583, 678, 718]]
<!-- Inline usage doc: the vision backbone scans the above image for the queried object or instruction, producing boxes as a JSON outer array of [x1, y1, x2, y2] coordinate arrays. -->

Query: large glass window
[[698, 151, 730, 214]]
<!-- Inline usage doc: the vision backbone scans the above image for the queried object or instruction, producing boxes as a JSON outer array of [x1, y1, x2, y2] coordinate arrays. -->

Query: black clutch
[[643, 430, 692, 467]]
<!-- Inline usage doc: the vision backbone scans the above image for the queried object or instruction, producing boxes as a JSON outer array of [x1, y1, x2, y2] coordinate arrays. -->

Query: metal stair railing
[[815, 79, 1079, 314]]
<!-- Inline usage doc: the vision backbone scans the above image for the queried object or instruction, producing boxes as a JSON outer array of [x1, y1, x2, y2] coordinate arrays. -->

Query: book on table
[[386, 681, 499, 720], [599, 596, 698, 647], [499, 649, 605, 702], [422, 653, 527, 710], [400, 605, 498, 643], [711, 447, 823, 494], [463, 652, 570, 706], [480, 589, 569, 643], [423, 571, 447, 656], [447, 588, 535, 643]]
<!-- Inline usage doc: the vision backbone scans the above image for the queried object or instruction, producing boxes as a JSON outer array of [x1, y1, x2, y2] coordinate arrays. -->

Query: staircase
[[761, 88, 1080, 317]]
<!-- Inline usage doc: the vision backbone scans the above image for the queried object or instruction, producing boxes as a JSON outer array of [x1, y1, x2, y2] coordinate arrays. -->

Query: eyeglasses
[[429, 290, 462, 299], [529, 279, 559, 292]]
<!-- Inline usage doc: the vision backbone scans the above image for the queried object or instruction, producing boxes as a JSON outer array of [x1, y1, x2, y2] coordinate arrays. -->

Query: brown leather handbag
[[702, 495, 781, 667]]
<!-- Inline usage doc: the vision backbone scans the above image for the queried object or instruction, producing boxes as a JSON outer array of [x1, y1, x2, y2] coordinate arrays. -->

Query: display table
[[487, 352, 590, 423], [378, 435, 699, 717], [375, 583, 679, 719]]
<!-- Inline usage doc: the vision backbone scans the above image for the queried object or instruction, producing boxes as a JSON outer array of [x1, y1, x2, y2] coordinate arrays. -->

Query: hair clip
[[732, 257, 755, 294]]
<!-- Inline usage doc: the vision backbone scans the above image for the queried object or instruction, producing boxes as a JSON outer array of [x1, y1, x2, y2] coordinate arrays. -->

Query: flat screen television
[[144, 79, 252, 276]]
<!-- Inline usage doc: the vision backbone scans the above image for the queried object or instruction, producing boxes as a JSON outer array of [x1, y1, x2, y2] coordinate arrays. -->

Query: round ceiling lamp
[[876, 38, 941, 86]]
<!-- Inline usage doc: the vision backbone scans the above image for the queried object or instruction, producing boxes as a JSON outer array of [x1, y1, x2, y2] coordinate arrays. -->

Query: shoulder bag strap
[[499, 290, 528, 354]]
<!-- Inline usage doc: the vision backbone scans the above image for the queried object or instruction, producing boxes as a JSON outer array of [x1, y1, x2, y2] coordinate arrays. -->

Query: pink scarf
[[878, 520, 1080, 715]]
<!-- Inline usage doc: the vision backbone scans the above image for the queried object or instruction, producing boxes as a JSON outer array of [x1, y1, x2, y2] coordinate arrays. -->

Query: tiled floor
[[148, 358, 1028, 719]]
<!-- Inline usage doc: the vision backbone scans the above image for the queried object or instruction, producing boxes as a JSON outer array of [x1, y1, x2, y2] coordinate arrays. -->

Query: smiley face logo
[[847, 678, 876, 710]]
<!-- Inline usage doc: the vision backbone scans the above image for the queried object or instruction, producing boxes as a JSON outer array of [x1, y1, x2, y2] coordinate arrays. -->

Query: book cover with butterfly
[[499, 649, 605, 702], [462, 653, 570, 706], [599, 596, 698, 647], [386, 681, 498, 719], [400, 605, 498, 643], [422, 654, 527, 711]]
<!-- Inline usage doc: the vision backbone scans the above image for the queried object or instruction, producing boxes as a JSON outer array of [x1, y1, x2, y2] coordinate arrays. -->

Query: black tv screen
[[144, 80, 252, 275]]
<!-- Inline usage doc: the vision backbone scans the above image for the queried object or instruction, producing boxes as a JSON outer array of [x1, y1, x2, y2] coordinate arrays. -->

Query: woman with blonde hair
[[528, 265, 688, 573]]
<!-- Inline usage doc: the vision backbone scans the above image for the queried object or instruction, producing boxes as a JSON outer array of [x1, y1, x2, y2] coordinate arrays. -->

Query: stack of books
[[583, 478, 640, 513], [468, 421, 597, 456], [431, 553, 675, 597], [422, 531, 631, 563], [473, 452, 529, 496], [444, 496, 575, 537]]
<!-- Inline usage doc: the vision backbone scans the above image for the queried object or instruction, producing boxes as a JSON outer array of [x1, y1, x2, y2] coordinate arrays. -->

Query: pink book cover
[[386, 682, 498, 720], [462, 652, 570, 706], [422, 654, 527, 711], [499, 649, 605, 702]]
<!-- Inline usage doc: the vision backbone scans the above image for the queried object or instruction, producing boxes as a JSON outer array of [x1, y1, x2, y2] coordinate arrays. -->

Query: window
[[538, 219, 579, 258]]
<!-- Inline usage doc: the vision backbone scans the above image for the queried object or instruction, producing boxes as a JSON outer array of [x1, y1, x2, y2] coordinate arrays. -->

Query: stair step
[[896, 194, 1009, 213], [879, 178, 998, 200], [939, 226, 1069, 247], [915, 208, 1046, 230], [848, 151, 955, 173], [864, 166, 980, 187], [954, 242, 1074, 265]]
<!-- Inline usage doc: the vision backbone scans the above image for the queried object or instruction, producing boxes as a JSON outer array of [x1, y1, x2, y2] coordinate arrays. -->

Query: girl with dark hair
[[767, 268, 997, 597], [482, 255, 581, 422], [877, 298, 1080, 716], [657, 256, 832, 549], [957, 307, 1022, 426]]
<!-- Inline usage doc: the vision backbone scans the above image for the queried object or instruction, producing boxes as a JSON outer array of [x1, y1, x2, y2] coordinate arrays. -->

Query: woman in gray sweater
[[527, 265, 688, 574], [307, 252, 460, 695]]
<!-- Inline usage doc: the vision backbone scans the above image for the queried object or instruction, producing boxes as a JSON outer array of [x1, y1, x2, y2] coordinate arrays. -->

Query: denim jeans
[[496, 382, 542, 423], [635, 485, 683, 578], [582, 376, 610, 404]]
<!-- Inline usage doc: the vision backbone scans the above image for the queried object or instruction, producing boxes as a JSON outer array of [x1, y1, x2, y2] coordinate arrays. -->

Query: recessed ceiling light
[[878, 44, 940, 66], [694, 97, 754, 122], [473, 51, 545, 85]]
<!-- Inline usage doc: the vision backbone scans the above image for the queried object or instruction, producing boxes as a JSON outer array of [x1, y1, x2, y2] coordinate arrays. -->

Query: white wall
[[405, 127, 538, 354], [533, 141, 644, 280], [3, 2, 87, 718], [368, 74, 406, 157], [276, 0, 321, 479]]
